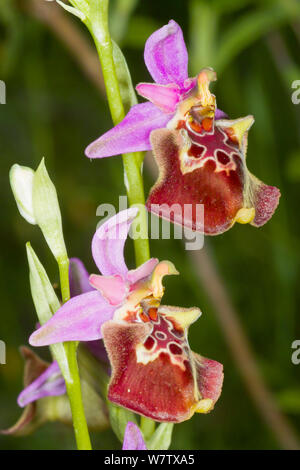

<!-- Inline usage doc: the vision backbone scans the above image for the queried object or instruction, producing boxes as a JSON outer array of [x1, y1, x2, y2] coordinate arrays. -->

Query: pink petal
[[89, 274, 127, 305], [126, 258, 159, 284], [17, 361, 66, 407], [123, 422, 147, 450], [69, 258, 93, 297], [136, 82, 181, 113], [29, 291, 115, 346], [92, 208, 138, 278], [144, 20, 188, 87], [215, 109, 228, 120], [85, 102, 170, 159]]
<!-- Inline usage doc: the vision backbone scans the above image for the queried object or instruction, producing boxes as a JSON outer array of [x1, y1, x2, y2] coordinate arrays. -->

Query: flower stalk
[[58, 256, 71, 305], [59, 259, 92, 451], [87, 0, 149, 267], [64, 341, 92, 450], [86, 0, 155, 439]]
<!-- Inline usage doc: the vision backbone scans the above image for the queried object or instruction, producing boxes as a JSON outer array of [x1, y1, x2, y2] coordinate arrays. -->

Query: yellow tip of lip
[[235, 207, 255, 224], [194, 398, 214, 414]]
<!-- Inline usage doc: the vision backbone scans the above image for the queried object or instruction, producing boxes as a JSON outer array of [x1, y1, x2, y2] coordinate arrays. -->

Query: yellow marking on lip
[[235, 207, 255, 224], [218, 116, 254, 149], [159, 307, 201, 329], [194, 398, 214, 414]]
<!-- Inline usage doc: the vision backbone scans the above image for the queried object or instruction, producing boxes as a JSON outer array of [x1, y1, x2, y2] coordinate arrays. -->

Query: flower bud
[[9, 164, 36, 225], [10, 159, 68, 264]]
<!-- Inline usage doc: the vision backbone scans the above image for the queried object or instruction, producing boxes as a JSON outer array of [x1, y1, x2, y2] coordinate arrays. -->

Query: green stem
[[65, 342, 92, 450], [58, 256, 70, 304], [88, 0, 149, 266], [87, 0, 156, 440], [58, 256, 92, 450]]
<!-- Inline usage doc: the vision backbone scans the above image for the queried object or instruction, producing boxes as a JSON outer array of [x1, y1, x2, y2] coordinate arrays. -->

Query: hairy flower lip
[[145, 103, 280, 235], [103, 311, 223, 423]]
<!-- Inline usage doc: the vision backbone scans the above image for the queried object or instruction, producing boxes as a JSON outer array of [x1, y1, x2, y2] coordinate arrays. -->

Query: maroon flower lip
[[103, 302, 223, 423], [146, 68, 280, 235]]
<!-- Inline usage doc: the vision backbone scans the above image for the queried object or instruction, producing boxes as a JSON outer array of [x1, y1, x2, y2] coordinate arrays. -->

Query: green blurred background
[[1, 0, 300, 449]]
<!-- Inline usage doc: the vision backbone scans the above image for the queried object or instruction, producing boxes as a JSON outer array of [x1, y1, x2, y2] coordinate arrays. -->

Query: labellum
[[146, 68, 280, 235], [102, 266, 223, 423]]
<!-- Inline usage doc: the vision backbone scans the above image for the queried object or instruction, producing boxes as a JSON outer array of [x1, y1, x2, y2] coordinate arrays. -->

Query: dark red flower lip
[[103, 302, 223, 423], [145, 72, 280, 236]]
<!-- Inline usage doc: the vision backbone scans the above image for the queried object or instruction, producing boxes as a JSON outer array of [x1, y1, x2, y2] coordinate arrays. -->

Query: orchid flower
[[3, 258, 111, 437], [2, 347, 109, 436], [2, 347, 66, 436], [85, 20, 225, 159], [85, 20, 280, 235], [29, 208, 223, 423]]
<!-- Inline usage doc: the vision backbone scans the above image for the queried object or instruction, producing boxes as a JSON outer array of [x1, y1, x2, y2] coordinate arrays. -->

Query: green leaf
[[32, 159, 68, 263], [112, 40, 137, 113], [147, 423, 174, 450], [56, 0, 86, 22], [26, 242, 70, 380], [215, 3, 300, 73]]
